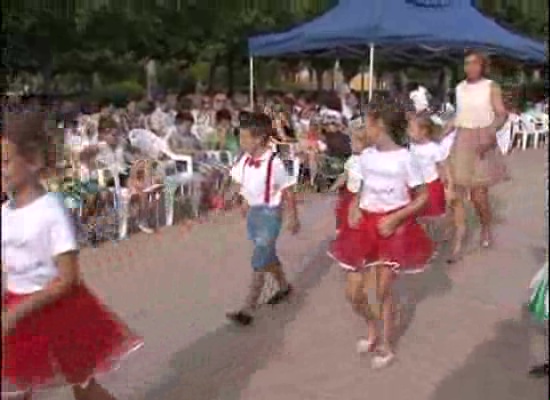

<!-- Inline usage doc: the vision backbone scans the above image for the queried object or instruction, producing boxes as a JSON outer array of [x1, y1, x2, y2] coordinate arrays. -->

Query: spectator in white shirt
[[150, 97, 173, 137], [408, 82, 431, 113]]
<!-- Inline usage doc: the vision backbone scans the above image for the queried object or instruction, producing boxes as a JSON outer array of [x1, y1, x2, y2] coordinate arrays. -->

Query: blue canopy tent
[[247, 0, 546, 104]]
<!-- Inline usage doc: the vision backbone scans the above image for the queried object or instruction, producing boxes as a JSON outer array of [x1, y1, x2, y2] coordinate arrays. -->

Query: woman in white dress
[[445, 51, 509, 262]]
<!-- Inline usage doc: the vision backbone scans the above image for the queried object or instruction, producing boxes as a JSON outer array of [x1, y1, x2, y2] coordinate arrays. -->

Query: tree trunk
[[226, 52, 235, 96], [314, 67, 323, 92], [145, 59, 158, 100], [207, 56, 219, 93]]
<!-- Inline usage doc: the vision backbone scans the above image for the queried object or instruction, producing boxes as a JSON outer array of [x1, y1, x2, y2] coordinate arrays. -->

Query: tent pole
[[360, 60, 365, 113], [249, 56, 254, 110], [368, 43, 375, 102]]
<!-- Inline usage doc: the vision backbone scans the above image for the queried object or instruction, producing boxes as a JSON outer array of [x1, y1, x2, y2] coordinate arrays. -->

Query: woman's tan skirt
[[448, 127, 509, 188]]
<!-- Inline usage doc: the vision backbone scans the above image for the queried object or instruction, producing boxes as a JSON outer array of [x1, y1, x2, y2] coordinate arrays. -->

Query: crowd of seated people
[[2, 88, 368, 242]]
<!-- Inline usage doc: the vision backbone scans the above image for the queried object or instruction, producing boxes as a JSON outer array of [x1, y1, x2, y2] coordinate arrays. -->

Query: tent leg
[[360, 60, 365, 112], [368, 43, 375, 102], [249, 56, 254, 110]]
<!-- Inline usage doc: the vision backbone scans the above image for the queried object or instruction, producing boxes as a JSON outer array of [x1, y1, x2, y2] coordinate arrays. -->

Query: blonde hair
[[415, 111, 443, 140]]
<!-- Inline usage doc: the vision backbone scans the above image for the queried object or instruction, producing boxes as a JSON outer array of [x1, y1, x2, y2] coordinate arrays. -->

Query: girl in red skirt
[[329, 98, 433, 369], [329, 132, 368, 233], [407, 112, 454, 255], [2, 112, 143, 399]]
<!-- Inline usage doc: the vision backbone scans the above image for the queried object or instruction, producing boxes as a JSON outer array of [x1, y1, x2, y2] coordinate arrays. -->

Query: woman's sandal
[[356, 337, 378, 354]]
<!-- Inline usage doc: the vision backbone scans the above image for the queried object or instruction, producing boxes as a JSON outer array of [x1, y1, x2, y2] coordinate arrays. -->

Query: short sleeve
[[230, 156, 245, 184], [272, 156, 296, 190], [406, 153, 425, 188], [49, 197, 78, 257], [433, 142, 446, 163], [345, 155, 362, 181]]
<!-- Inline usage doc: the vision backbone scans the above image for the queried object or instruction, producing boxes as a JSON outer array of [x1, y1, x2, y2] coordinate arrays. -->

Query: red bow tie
[[246, 157, 262, 168]]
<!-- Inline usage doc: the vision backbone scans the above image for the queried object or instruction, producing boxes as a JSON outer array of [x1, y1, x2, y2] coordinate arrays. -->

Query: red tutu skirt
[[419, 178, 446, 218], [329, 208, 433, 273], [2, 284, 143, 394], [335, 187, 355, 232]]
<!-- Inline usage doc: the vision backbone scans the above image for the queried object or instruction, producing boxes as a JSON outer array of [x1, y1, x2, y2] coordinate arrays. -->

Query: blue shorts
[[247, 206, 282, 270]]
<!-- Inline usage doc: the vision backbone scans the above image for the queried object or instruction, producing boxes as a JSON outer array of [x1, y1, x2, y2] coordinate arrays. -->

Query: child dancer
[[329, 130, 367, 233], [2, 112, 143, 399], [329, 98, 433, 369], [226, 112, 300, 326], [407, 112, 453, 254]]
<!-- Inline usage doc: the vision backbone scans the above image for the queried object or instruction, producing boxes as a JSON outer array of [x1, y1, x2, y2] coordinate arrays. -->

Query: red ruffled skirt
[[335, 187, 355, 232], [328, 208, 433, 273], [2, 284, 143, 394], [419, 178, 446, 218]]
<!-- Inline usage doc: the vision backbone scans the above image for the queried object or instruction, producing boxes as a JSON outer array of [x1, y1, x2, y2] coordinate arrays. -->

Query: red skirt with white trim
[[419, 178, 446, 218], [328, 208, 433, 273], [335, 187, 355, 232], [2, 284, 143, 394]]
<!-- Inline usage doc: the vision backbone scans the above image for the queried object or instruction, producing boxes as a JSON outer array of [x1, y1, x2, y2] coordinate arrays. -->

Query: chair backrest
[[128, 129, 165, 160], [520, 114, 538, 132]]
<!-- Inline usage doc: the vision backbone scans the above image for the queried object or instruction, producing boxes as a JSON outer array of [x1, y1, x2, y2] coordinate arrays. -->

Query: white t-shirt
[[344, 155, 361, 193], [349, 148, 424, 212], [230, 150, 294, 207], [408, 141, 445, 183], [439, 130, 457, 160], [410, 86, 430, 112], [150, 108, 172, 136], [2, 193, 78, 294]]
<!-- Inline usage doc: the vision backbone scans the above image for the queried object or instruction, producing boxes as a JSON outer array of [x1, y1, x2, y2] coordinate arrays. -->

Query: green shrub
[[90, 80, 144, 106]]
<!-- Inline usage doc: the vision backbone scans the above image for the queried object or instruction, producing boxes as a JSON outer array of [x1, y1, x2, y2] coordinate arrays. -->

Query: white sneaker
[[138, 223, 154, 234], [356, 338, 377, 354], [371, 351, 395, 369]]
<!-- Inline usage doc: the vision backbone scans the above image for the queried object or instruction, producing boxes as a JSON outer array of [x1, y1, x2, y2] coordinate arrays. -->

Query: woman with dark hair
[[444, 50, 508, 263]]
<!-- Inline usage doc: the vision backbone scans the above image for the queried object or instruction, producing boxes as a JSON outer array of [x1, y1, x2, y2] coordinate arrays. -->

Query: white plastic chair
[[520, 114, 547, 149], [161, 155, 199, 226], [204, 150, 233, 166], [496, 115, 515, 155], [511, 116, 532, 151]]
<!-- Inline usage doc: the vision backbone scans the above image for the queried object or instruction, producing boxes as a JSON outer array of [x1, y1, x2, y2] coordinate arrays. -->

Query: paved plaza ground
[[40, 149, 548, 400]]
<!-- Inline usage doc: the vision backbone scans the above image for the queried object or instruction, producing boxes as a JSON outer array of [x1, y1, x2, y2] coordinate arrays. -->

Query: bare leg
[[242, 271, 266, 314], [308, 152, 318, 186], [265, 263, 289, 290], [371, 266, 397, 368], [72, 378, 116, 400], [448, 193, 467, 262], [346, 272, 378, 349], [470, 186, 492, 247]]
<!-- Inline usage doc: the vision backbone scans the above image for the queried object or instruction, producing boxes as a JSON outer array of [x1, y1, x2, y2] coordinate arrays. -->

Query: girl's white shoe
[[356, 338, 377, 354], [371, 350, 395, 369]]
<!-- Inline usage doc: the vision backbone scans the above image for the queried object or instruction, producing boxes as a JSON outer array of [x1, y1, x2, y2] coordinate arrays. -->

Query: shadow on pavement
[[394, 259, 454, 348], [143, 239, 334, 400], [431, 307, 548, 400], [530, 246, 547, 266]]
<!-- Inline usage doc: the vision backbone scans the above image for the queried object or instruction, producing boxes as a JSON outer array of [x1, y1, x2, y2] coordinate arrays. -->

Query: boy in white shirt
[[226, 112, 301, 326]]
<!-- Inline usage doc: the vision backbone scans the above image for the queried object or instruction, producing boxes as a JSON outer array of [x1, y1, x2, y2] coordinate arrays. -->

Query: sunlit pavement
[[40, 149, 547, 400]]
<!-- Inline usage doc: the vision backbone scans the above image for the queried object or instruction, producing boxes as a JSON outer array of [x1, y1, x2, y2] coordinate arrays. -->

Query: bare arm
[[8, 252, 80, 324], [490, 82, 508, 132], [329, 171, 348, 192], [389, 184, 429, 224], [442, 118, 456, 136]]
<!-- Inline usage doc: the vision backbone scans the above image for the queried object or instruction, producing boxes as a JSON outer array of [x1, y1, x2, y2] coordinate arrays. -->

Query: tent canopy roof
[[248, 0, 545, 62]]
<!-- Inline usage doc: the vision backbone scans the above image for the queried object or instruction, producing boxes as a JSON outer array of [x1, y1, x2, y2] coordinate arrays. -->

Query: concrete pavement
[[39, 149, 547, 400]]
